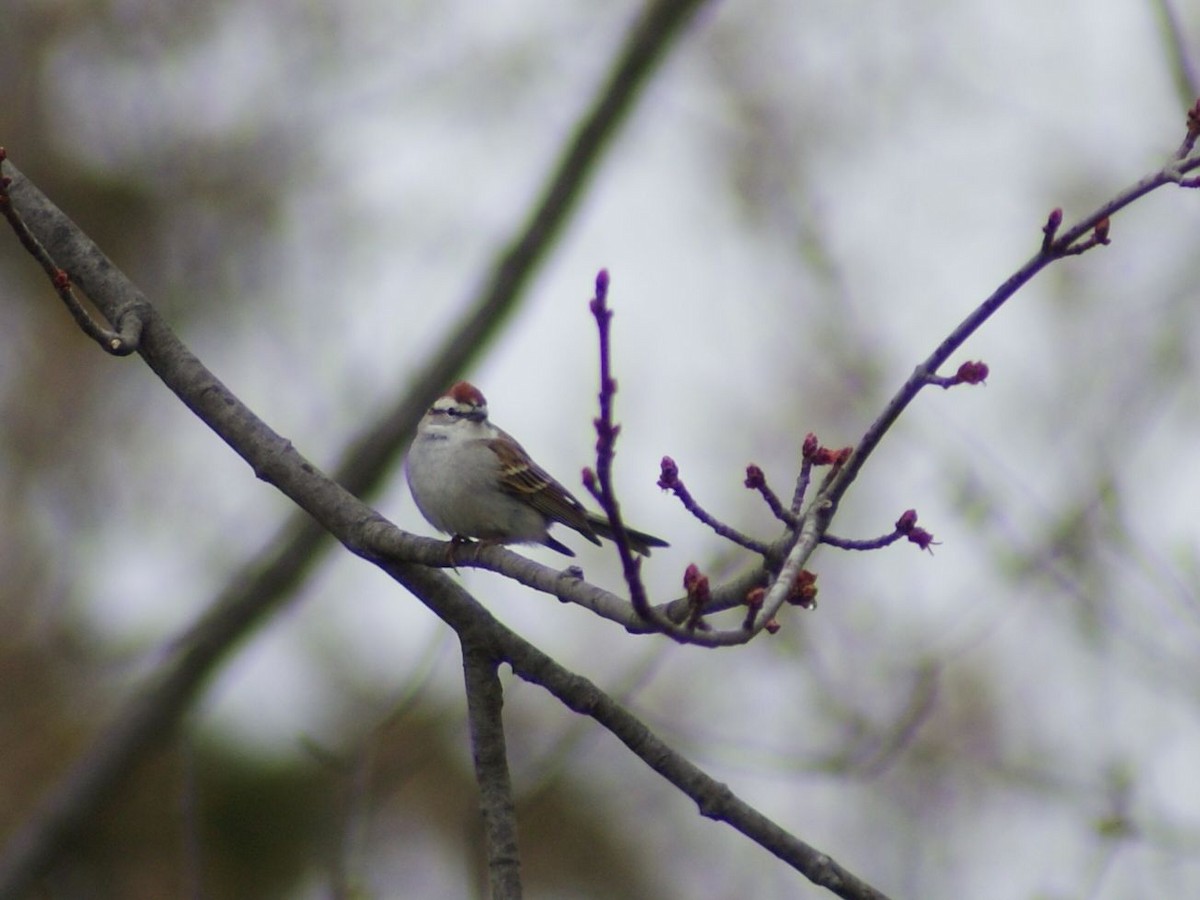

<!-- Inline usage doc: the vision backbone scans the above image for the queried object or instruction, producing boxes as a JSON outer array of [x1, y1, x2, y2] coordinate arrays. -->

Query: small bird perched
[[406, 381, 668, 557]]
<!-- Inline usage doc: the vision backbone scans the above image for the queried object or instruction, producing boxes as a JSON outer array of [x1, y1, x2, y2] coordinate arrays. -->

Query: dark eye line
[[431, 405, 479, 420]]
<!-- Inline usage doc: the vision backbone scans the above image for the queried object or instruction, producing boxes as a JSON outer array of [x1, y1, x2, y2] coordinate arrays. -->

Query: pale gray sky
[[19, 0, 1200, 896]]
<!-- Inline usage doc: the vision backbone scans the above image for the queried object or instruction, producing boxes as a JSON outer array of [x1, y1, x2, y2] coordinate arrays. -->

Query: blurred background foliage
[[3, 1, 1200, 898]]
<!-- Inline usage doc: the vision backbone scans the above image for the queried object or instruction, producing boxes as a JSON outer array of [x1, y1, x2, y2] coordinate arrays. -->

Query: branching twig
[[658, 457, 771, 554], [809, 108, 1200, 533], [822, 510, 937, 553], [602, 104, 1200, 645], [583, 271, 685, 637], [584, 276, 808, 644], [583, 270, 651, 611], [381, 563, 895, 900], [744, 464, 799, 528], [0, 148, 142, 355], [919, 360, 989, 390], [739, 121, 1200, 639]]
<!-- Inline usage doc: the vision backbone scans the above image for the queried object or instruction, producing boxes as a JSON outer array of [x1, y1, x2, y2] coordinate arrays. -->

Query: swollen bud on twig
[[895, 509, 938, 552], [589, 268, 612, 322], [955, 360, 989, 385], [801, 434, 820, 461], [924, 360, 989, 389], [742, 586, 765, 631], [683, 563, 711, 631], [658, 456, 679, 489], [744, 587, 765, 610], [1041, 207, 1063, 252], [744, 464, 797, 527], [660, 456, 772, 555], [787, 569, 818, 608], [802, 436, 849, 467], [683, 563, 710, 602]]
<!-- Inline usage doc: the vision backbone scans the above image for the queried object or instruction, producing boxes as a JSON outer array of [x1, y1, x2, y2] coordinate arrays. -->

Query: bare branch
[[585, 275, 792, 645], [0, 2, 711, 891], [380, 562, 896, 900], [461, 640, 523, 900], [561, 110, 1200, 645], [3, 36, 1198, 900], [582, 269, 661, 624], [1, 150, 894, 899], [813, 137, 1200, 526], [0, 149, 142, 355]]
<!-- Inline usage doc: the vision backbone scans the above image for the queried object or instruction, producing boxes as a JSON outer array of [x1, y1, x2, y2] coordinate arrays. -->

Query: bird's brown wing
[[489, 436, 602, 545]]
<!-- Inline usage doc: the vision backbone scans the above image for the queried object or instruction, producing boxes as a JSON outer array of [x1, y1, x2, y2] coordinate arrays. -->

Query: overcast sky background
[[4, 1, 1200, 897]]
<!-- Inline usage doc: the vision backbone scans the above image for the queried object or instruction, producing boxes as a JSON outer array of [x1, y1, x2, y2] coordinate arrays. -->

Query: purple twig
[[790, 435, 821, 514], [585, 271, 663, 626], [921, 360, 990, 390], [744, 465, 798, 528], [658, 457, 771, 556], [821, 510, 937, 553]]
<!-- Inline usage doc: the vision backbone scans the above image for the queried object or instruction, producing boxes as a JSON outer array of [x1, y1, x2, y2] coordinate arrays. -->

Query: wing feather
[[489, 436, 601, 543]]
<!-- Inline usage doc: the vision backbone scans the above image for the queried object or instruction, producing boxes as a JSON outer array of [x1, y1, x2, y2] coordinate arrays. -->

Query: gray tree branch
[[0, 0, 711, 893], [461, 639, 523, 900], [0, 148, 893, 899]]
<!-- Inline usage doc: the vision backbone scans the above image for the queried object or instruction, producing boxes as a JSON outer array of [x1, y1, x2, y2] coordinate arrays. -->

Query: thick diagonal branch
[[0, 2, 710, 893]]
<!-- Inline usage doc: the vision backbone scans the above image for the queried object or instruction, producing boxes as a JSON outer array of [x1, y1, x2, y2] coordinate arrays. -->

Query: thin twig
[[658, 457, 771, 555], [584, 270, 644, 596], [0, 149, 141, 354], [583, 271, 680, 634], [811, 139, 1200, 525], [585, 276, 770, 643], [744, 465, 799, 529], [790, 455, 814, 516], [822, 510, 936, 553]]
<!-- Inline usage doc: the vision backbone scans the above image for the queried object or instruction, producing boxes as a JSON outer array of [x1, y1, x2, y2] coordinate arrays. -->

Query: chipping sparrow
[[406, 381, 668, 557]]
